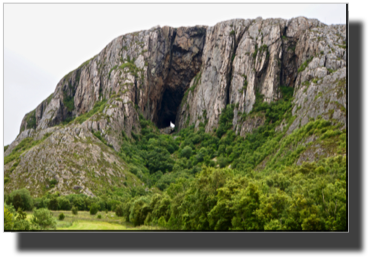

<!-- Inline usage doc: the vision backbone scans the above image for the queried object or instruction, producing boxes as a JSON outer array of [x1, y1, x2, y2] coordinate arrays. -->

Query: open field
[[57, 220, 128, 230], [25, 210, 164, 230]]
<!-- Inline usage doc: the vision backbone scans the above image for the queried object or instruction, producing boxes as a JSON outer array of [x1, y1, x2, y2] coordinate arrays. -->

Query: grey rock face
[[16, 24, 207, 153], [177, 19, 253, 131], [17, 16, 345, 143], [287, 67, 346, 134], [7, 17, 346, 196], [176, 17, 345, 135]]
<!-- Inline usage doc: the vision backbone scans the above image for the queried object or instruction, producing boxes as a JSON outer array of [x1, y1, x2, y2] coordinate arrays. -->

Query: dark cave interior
[[156, 87, 184, 129]]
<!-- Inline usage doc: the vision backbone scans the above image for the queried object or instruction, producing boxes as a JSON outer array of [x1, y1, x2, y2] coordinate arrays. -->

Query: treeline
[[4, 189, 131, 213], [110, 155, 346, 230], [4, 189, 131, 230]]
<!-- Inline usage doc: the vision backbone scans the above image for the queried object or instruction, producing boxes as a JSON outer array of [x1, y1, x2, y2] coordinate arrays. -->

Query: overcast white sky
[[3, 3, 346, 145]]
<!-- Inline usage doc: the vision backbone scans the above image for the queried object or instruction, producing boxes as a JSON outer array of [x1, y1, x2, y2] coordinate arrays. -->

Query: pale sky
[[3, 3, 347, 145]]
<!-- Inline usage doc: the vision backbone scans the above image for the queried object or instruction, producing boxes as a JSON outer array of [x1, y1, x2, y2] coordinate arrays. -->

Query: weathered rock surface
[[176, 17, 345, 135], [14, 16, 345, 150], [5, 125, 142, 197], [6, 17, 346, 196]]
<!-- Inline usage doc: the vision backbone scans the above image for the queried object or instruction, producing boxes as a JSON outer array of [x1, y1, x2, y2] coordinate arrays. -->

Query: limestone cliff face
[[5, 17, 346, 196]]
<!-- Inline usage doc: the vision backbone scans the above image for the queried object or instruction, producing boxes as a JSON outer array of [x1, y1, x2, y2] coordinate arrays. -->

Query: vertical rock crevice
[[155, 26, 206, 129], [226, 24, 250, 106]]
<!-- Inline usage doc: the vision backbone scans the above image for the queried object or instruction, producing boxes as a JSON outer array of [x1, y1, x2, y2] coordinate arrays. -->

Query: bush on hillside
[[58, 213, 65, 220], [71, 206, 78, 215], [89, 204, 99, 215]]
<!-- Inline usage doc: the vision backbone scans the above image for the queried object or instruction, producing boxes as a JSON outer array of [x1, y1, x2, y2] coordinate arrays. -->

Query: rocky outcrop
[[287, 23, 346, 134], [5, 124, 143, 197], [16, 17, 345, 149], [16, 24, 207, 152], [7, 17, 346, 196], [176, 17, 345, 135]]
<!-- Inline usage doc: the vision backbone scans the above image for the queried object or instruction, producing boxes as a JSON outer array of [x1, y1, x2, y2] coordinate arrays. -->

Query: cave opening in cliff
[[156, 87, 184, 129]]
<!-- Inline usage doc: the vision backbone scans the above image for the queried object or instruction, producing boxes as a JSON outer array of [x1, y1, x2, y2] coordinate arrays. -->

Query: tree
[[13, 193, 23, 211], [217, 156, 229, 168], [181, 146, 192, 159], [31, 208, 56, 230], [72, 196, 85, 210], [58, 197, 71, 210], [48, 198, 59, 210], [9, 189, 33, 210], [115, 205, 124, 217]]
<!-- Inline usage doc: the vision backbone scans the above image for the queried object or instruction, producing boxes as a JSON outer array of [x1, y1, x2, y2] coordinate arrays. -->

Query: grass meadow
[[26, 210, 164, 230]]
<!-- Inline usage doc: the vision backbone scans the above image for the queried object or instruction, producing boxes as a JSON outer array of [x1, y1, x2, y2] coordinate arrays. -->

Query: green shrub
[[89, 204, 99, 215], [63, 96, 75, 112], [216, 104, 234, 138], [302, 81, 311, 90], [4, 205, 31, 231], [321, 130, 341, 140], [71, 206, 78, 215], [298, 56, 314, 72], [239, 75, 248, 94], [31, 208, 57, 230], [4, 207, 14, 230], [130, 167, 139, 175], [158, 216, 167, 228], [49, 179, 58, 188], [108, 65, 117, 79], [327, 68, 336, 74], [181, 146, 193, 159], [25, 110, 37, 129], [115, 205, 124, 217], [217, 156, 229, 168], [74, 99, 107, 125], [93, 131, 112, 147], [279, 86, 294, 99], [97, 214, 102, 219], [58, 213, 65, 220]]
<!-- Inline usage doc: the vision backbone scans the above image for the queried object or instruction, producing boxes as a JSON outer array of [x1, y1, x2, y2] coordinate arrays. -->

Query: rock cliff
[[5, 17, 346, 196]]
